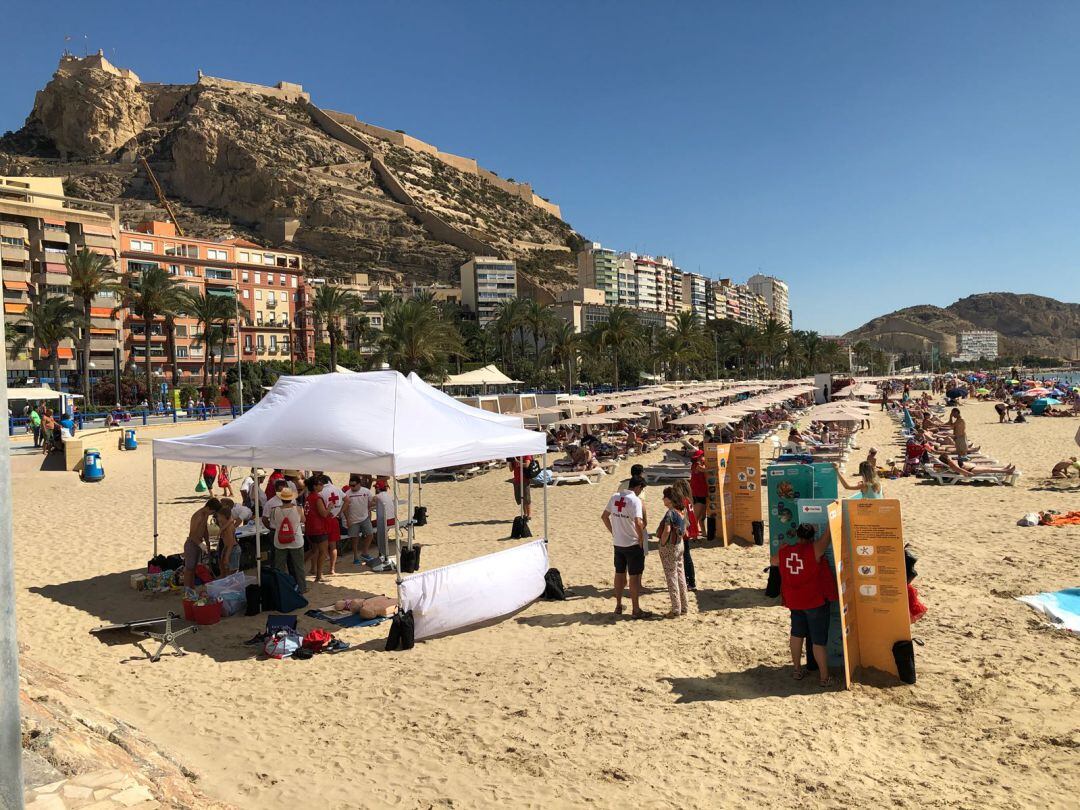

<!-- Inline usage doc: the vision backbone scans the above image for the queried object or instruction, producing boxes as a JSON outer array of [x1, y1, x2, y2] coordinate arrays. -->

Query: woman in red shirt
[[303, 476, 332, 583], [779, 523, 833, 687]]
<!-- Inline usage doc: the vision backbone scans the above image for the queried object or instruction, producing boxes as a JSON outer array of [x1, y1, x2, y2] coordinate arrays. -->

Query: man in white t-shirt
[[239, 469, 267, 511], [601, 475, 647, 618], [344, 474, 376, 565]]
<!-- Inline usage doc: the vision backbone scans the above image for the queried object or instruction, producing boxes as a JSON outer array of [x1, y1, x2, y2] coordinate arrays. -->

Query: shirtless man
[[1051, 457, 1080, 479], [184, 498, 222, 588]]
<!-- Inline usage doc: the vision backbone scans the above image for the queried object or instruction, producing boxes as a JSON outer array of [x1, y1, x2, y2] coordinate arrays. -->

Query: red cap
[[692, 449, 705, 459], [374, 480, 388, 492]]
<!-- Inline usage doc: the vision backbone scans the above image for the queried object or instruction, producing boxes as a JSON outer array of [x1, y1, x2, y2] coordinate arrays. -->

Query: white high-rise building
[[957, 330, 999, 361], [747, 274, 791, 327], [460, 256, 517, 325]]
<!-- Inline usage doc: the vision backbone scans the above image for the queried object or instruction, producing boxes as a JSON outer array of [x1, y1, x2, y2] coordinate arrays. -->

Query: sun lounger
[[924, 466, 1020, 486], [547, 469, 605, 486]]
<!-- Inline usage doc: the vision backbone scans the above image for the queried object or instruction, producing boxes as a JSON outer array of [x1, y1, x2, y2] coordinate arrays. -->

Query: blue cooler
[[123, 429, 138, 451], [82, 449, 105, 482]]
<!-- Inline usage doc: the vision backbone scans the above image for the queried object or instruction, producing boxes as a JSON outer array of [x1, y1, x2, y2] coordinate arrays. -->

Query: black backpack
[[511, 515, 531, 539], [542, 568, 566, 600]]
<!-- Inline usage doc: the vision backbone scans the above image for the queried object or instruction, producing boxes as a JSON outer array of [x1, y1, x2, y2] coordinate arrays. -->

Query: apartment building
[[576, 243, 620, 306], [1, 177, 122, 388], [956, 330, 998, 361], [553, 287, 673, 335], [747, 274, 792, 327], [119, 222, 305, 379], [682, 272, 710, 321], [460, 256, 517, 325]]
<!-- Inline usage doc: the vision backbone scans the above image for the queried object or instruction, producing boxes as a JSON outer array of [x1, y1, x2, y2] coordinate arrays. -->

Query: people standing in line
[[269, 487, 306, 593], [780, 523, 834, 687], [601, 475, 648, 619], [656, 487, 690, 618], [183, 498, 222, 589], [671, 479, 698, 590], [344, 474, 376, 565], [303, 475, 331, 584]]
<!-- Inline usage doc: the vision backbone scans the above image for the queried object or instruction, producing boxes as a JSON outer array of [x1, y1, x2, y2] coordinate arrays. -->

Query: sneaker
[[370, 560, 392, 573], [352, 557, 362, 565]]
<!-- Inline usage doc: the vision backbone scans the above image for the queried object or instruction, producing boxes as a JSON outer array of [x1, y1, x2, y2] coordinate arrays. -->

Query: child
[[780, 523, 833, 687], [671, 479, 698, 590], [217, 464, 233, 498], [656, 487, 689, 617]]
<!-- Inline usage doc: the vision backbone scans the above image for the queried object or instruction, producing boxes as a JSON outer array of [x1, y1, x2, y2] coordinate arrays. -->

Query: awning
[[40, 347, 74, 359], [442, 364, 521, 387], [43, 217, 66, 227], [90, 307, 114, 318], [81, 224, 114, 236], [4, 302, 28, 314], [90, 328, 117, 337], [3, 280, 29, 291], [5, 387, 82, 400]]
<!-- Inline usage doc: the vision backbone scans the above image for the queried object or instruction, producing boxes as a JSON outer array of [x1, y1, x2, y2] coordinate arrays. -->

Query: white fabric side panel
[[398, 539, 548, 640]]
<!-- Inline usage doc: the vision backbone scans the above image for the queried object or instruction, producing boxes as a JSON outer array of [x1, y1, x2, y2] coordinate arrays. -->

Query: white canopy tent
[[151, 371, 548, 588], [441, 364, 521, 389]]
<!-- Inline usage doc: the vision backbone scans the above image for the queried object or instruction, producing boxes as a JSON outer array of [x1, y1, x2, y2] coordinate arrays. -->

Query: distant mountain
[[844, 293, 1079, 360]]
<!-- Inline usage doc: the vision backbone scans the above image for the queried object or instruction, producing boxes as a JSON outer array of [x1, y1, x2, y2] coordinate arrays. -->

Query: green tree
[[67, 247, 123, 404], [378, 297, 464, 378], [587, 306, 642, 390], [544, 320, 583, 393], [7, 290, 79, 391], [115, 265, 185, 398], [312, 284, 362, 372], [758, 317, 789, 375], [179, 290, 235, 391], [663, 310, 706, 380], [523, 299, 557, 359]]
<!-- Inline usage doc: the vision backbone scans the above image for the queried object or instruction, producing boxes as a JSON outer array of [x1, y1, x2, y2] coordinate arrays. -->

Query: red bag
[[302, 628, 333, 652], [194, 564, 215, 586]]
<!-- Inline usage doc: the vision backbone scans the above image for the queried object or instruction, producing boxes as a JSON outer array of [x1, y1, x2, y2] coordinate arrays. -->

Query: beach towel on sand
[[1040, 511, 1080, 527], [1017, 588, 1080, 633]]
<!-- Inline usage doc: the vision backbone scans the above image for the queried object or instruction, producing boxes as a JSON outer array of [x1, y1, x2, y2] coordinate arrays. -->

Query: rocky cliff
[[844, 293, 1080, 360], [0, 54, 583, 288]]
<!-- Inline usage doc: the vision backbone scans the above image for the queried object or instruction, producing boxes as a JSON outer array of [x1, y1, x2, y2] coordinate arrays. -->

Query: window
[[176, 347, 189, 358], [267, 292, 276, 304], [129, 239, 154, 252], [168, 264, 180, 276], [279, 274, 286, 285], [127, 260, 159, 274], [269, 335, 277, 352], [242, 289, 250, 299], [174, 325, 188, 337], [184, 267, 196, 277], [254, 273, 261, 284], [164, 243, 198, 258], [207, 248, 227, 261], [242, 271, 249, 282], [256, 335, 265, 350], [244, 335, 253, 352], [291, 277, 297, 288], [238, 251, 249, 263], [255, 290, 262, 300], [263, 254, 274, 266], [1, 236, 23, 247]]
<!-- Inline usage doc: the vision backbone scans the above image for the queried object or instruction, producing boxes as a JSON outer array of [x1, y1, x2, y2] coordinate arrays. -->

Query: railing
[[8, 402, 260, 435]]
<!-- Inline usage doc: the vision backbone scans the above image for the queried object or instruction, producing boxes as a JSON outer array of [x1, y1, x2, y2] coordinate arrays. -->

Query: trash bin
[[82, 449, 105, 482], [123, 429, 138, 451]]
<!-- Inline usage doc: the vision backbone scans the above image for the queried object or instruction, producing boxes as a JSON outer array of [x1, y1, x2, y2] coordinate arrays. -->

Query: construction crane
[[139, 156, 184, 236]]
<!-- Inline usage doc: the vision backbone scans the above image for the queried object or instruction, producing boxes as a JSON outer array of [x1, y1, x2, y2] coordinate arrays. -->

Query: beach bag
[[245, 584, 262, 616], [195, 476, 208, 493], [752, 520, 765, 546], [1017, 513, 1040, 527], [264, 629, 302, 659], [542, 568, 566, 600], [525, 459, 541, 479], [764, 565, 782, 598], [892, 639, 917, 684], [385, 609, 414, 652], [302, 628, 333, 652], [511, 515, 531, 539], [260, 566, 308, 613], [205, 571, 247, 602]]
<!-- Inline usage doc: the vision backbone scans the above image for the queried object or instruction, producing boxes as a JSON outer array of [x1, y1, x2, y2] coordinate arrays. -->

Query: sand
[[10, 401, 1080, 809]]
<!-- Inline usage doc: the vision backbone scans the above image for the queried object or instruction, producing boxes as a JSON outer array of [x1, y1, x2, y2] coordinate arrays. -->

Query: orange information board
[[704, 443, 730, 545], [842, 499, 911, 679], [726, 443, 762, 545]]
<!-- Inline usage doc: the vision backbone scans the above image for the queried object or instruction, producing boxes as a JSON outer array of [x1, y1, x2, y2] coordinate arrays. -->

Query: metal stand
[[92, 613, 198, 663]]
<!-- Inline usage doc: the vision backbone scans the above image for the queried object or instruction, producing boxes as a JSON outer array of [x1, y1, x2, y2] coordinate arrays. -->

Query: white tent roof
[[152, 371, 545, 476], [7, 388, 82, 400], [406, 372, 523, 427], [442, 364, 520, 387]]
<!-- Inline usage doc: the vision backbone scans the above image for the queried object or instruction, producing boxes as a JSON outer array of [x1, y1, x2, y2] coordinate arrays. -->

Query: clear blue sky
[[4, 1, 1079, 332]]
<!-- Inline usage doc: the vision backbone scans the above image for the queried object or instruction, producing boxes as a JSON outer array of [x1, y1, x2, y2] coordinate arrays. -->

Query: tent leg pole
[[542, 452, 549, 545], [407, 474, 414, 551], [152, 457, 159, 557], [252, 466, 261, 586], [393, 477, 402, 584]]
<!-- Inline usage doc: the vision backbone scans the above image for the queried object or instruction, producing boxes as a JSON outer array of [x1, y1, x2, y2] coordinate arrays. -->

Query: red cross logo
[[785, 555, 804, 576], [614, 497, 627, 513], [326, 491, 340, 506]]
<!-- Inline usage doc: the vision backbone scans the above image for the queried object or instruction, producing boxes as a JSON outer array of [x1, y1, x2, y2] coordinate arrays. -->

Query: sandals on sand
[[792, 667, 806, 681], [818, 676, 836, 688]]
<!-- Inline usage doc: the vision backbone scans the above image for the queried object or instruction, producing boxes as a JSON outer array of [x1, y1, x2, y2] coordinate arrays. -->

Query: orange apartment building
[[118, 222, 311, 386]]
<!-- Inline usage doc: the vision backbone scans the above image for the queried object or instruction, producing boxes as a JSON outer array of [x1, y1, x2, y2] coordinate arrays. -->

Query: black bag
[[412, 505, 428, 527], [752, 520, 765, 546], [542, 568, 566, 600], [260, 566, 309, 613], [385, 609, 415, 652], [511, 515, 531, 539], [400, 544, 422, 574], [764, 565, 781, 598], [893, 639, 916, 684], [245, 583, 262, 616], [904, 545, 919, 583], [525, 459, 541, 479]]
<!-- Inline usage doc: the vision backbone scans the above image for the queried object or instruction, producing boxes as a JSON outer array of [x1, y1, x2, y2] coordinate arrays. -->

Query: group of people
[[26, 404, 75, 455], [184, 467, 402, 594]]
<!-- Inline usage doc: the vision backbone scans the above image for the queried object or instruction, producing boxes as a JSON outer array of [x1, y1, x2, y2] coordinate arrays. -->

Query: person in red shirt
[[779, 523, 833, 687], [200, 463, 218, 495], [509, 456, 533, 521], [264, 469, 284, 500], [303, 475, 332, 584], [689, 449, 707, 528]]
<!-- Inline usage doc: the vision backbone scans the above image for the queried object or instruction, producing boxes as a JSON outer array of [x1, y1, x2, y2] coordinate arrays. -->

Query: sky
[[3, 0, 1079, 332]]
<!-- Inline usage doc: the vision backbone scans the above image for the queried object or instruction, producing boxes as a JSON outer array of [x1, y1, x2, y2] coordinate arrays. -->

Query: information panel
[[766, 464, 815, 561], [811, 462, 839, 500], [726, 443, 763, 545], [704, 442, 730, 545], [796, 499, 846, 674]]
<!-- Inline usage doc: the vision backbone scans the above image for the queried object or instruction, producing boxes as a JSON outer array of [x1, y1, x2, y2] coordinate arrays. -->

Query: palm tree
[[783, 333, 806, 377], [665, 310, 706, 380], [378, 297, 464, 378], [722, 323, 761, 378], [588, 306, 642, 390], [544, 320, 582, 393], [489, 299, 525, 372], [759, 317, 789, 375], [67, 247, 122, 404], [7, 290, 80, 391], [179, 290, 236, 391], [819, 339, 846, 372], [798, 330, 824, 375], [312, 284, 362, 372], [851, 340, 873, 374], [115, 265, 185, 398], [523, 299, 556, 359]]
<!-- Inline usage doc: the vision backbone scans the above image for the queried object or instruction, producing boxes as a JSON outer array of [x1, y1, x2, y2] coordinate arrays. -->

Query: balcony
[[205, 269, 234, 281], [1, 245, 28, 262], [265, 299, 277, 308]]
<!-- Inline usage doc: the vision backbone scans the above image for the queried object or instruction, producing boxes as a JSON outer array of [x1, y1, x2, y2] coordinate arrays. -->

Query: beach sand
[[11, 401, 1079, 808]]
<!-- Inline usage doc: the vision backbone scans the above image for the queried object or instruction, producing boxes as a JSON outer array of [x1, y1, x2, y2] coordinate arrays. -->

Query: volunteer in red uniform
[[318, 474, 345, 576], [689, 449, 707, 530], [303, 475, 332, 584], [779, 523, 834, 687]]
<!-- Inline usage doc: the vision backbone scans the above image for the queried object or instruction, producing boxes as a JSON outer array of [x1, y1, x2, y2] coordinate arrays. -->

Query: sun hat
[[283, 469, 302, 478], [254, 468, 267, 477], [279, 487, 296, 501]]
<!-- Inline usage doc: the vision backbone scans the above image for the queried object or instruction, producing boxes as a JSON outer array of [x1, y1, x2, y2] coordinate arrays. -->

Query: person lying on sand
[[1050, 457, 1080, 479]]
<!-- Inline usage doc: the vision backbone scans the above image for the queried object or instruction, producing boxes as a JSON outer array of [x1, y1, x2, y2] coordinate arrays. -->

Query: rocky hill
[[844, 293, 1079, 360], [0, 53, 583, 290]]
